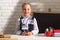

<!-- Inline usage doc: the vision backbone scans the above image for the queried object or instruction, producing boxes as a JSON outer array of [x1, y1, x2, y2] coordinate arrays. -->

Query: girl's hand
[[21, 32, 27, 36], [21, 32, 33, 36], [27, 32, 33, 36]]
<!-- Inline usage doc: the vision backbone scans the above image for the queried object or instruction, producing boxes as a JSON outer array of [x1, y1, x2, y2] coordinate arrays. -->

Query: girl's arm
[[31, 18, 39, 35], [15, 18, 21, 35]]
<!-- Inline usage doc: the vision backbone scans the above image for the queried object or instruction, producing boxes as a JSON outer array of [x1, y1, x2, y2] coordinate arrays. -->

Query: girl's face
[[22, 4, 32, 17]]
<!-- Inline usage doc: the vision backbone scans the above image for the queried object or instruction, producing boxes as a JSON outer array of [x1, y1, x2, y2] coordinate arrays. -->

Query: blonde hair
[[22, 3, 31, 8]]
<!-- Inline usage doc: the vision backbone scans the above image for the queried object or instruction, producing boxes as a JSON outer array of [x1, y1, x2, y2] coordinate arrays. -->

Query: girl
[[15, 3, 39, 36]]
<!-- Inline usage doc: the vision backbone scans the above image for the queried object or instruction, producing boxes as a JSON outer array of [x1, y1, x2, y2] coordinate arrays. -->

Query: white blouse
[[15, 16, 39, 35]]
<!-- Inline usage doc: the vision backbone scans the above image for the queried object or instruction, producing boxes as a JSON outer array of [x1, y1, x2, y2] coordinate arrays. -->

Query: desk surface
[[11, 34, 60, 40]]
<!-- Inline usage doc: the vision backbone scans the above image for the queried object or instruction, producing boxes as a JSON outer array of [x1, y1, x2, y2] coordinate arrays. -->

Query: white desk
[[11, 34, 60, 40]]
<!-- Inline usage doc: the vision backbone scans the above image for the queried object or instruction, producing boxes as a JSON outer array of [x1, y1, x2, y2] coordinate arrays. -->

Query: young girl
[[15, 3, 39, 36]]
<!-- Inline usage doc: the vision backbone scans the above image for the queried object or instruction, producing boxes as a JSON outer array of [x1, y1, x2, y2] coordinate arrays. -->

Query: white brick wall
[[0, 0, 21, 34], [0, 0, 60, 34]]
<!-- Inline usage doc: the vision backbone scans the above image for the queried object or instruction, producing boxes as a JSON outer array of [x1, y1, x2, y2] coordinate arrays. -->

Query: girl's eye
[[23, 9, 26, 10], [23, 8, 30, 10]]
